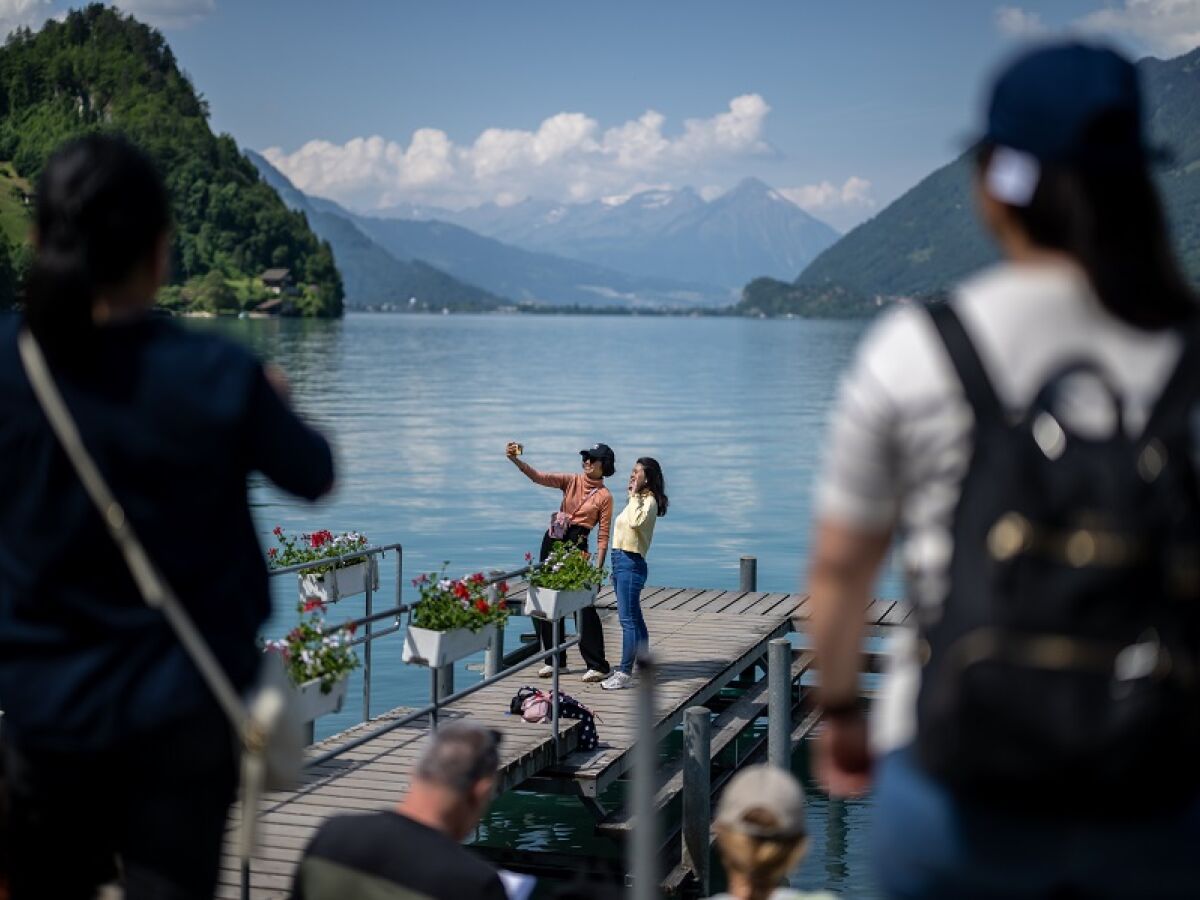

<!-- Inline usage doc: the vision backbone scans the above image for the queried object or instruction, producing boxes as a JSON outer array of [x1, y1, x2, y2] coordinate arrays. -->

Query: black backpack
[[917, 304, 1200, 814]]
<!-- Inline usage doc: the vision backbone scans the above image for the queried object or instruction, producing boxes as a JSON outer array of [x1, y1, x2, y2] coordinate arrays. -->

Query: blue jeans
[[873, 746, 1200, 899], [612, 549, 648, 674]]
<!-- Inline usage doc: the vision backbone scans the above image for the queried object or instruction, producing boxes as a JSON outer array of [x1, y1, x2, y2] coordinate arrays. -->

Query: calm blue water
[[203, 312, 897, 897]]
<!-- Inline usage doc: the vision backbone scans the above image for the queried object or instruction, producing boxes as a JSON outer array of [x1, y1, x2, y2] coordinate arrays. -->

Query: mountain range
[[375, 178, 840, 290], [249, 151, 736, 309]]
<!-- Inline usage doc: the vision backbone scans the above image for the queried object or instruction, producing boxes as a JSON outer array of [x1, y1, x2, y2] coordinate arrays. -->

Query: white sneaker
[[538, 663, 569, 678], [581, 669, 606, 683], [601, 671, 632, 690]]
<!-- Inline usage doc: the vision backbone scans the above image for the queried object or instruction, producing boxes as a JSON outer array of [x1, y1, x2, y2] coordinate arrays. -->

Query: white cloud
[[0, 0, 51, 37], [779, 176, 875, 213], [996, 1, 1200, 57], [113, 0, 215, 28], [1077, 0, 1200, 57], [264, 94, 773, 211], [994, 6, 1048, 37]]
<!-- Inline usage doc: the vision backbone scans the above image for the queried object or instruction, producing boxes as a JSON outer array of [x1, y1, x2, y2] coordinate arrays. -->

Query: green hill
[[0, 5, 343, 316], [773, 47, 1200, 316]]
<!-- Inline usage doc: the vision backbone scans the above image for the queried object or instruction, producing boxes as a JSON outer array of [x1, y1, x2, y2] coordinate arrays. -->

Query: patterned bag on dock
[[510, 686, 600, 749]]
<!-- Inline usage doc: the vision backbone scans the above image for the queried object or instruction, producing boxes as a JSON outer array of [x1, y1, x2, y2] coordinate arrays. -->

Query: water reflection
[[196, 312, 886, 897]]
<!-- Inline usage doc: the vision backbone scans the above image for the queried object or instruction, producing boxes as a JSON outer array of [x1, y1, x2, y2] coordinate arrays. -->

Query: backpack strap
[[1143, 325, 1200, 440], [926, 304, 1006, 426]]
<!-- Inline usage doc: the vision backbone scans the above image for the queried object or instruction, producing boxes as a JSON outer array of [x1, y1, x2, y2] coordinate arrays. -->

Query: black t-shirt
[[292, 811, 508, 900], [0, 313, 333, 751]]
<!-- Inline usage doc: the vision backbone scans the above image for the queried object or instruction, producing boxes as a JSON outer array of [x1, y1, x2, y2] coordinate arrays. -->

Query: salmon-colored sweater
[[515, 461, 613, 560]]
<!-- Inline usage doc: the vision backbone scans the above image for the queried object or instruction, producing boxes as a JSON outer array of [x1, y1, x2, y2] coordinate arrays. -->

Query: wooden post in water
[[631, 652, 659, 900], [682, 706, 712, 894], [740, 555, 758, 592], [768, 637, 791, 769]]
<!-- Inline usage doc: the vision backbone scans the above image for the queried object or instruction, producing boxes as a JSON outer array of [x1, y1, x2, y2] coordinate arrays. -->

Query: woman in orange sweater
[[507, 441, 613, 681]]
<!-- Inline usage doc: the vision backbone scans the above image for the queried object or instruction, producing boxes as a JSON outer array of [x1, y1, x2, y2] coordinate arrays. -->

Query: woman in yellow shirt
[[602, 457, 669, 690]]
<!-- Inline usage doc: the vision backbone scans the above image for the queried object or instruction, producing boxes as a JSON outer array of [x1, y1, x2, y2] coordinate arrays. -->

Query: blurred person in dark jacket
[[0, 134, 334, 899]]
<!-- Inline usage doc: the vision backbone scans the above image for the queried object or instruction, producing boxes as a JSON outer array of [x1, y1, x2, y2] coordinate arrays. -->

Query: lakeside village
[[173, 266, 922, 320]]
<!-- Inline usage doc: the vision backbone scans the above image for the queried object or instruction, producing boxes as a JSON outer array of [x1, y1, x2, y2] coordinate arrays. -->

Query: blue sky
[[6, 1, 1199, 230]]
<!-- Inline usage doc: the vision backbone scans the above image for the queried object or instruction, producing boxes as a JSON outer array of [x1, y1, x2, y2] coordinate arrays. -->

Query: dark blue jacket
[[0, 313, 333, 752]]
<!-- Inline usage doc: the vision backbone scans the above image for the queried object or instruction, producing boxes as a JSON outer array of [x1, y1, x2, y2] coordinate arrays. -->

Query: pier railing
[[266, 545, 579, 755]]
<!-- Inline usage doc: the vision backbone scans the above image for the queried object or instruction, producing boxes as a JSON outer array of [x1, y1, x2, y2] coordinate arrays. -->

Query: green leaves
[[267, 527, 369, 576], [410, 566, 509, 633], [528, 541, 608, 591], [263, 598, 359, 691]]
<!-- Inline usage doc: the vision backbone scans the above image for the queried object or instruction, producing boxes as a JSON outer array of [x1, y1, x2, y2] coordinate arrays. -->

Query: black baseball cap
[[580, 443, 614, 462], [980, 41, 1164, 170]]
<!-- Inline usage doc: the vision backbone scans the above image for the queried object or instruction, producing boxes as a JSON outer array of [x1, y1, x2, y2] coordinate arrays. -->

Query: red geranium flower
[[453, 582, 470, 600], [475, 599, 489, 613], [303, 597, 325, 613], [499, 581, 509, 594], [272, 526, 283, 537], [268, 547, 278, 558], [525, 552, 533, 563]]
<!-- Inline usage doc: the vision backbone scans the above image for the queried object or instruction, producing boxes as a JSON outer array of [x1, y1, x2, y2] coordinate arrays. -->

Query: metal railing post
[[551, 615, 561, 752], [484, 583, 503, 678], [768, 637, 791, 769], [740, 555, 758, 592], [683, 706, 712, 894], [362, 561, 373, 722], [429, 668, 439, 731], [631, 652, 659, 900], [436, 662, 454, 699]]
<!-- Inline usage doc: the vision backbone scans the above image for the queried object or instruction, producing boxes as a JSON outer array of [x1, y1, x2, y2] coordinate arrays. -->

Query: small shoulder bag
[[549, 486, 599, 539], [17, 328, 303, 861]]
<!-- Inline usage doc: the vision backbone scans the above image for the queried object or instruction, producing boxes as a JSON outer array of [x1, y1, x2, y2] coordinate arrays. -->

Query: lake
[[205, 311, 897, 898]]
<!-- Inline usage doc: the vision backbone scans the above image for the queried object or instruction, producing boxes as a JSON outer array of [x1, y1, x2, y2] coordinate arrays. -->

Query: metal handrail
[[268, 542, 403, 725]]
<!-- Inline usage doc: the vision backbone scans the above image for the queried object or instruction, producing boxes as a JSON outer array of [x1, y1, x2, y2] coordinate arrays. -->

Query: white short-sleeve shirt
[[815, 260, 1185, 754]]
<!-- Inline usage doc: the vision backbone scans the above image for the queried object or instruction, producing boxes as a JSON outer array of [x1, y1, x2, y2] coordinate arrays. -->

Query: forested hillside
[[0, 5, 343, 316]]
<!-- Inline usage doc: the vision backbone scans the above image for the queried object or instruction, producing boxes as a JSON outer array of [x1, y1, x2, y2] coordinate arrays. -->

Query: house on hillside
[[250, 297, 294, 318], [260, 267, 292, 295]]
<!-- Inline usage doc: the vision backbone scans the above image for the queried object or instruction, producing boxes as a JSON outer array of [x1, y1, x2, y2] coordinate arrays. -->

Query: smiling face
[[629, 462, 646, 492], [582, 455, 602, 478]]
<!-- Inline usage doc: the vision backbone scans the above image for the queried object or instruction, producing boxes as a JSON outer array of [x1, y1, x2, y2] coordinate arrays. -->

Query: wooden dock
[[217, 585, 906, 898]]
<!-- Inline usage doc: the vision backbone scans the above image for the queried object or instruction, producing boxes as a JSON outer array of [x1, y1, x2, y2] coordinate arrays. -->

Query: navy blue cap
[[982, 42, 1159, 169]]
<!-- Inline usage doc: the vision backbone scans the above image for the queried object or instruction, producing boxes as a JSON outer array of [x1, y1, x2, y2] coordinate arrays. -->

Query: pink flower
[[272, 526, 284, 537], [525, 552, 533, 563], [268, 547, 278, 559]]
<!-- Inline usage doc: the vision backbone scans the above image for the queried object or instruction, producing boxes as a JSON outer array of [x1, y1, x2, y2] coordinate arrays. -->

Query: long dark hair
[[637, 457, 669, 517], [976, 140, 1195, 330], [24, 134, 171, 358]]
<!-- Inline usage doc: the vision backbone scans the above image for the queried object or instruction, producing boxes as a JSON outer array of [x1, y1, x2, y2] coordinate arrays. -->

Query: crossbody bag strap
[[17, 328, 250, 738], [563, 485, 599, 517], [926, 303, 1006, 427]]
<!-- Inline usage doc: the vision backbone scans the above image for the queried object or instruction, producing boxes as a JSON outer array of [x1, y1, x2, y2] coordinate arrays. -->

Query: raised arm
[[595, 490, 613, 565], [624, 491, 656, 528], [506, 444, 571, 490], [246, 364, 334, 500]]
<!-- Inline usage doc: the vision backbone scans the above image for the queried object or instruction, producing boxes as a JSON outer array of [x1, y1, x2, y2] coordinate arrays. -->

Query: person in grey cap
[[708, 765, 835, 900], [291, 722, 508, 900], [808, 39, 1200, 898]]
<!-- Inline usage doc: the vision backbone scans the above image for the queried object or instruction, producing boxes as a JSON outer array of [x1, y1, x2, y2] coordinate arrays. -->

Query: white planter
[[524, 585, 598, 621], [402, 625, 491, 668], [294, 675, 349, 723], [298, 558, 379, 605]]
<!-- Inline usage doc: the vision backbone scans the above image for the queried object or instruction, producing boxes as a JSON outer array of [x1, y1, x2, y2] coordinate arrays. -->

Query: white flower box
[[294, 674, 349, 723], [402, 625, 492, 668], [524, 585, 598, 621], [298, 558, 379, 605]]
